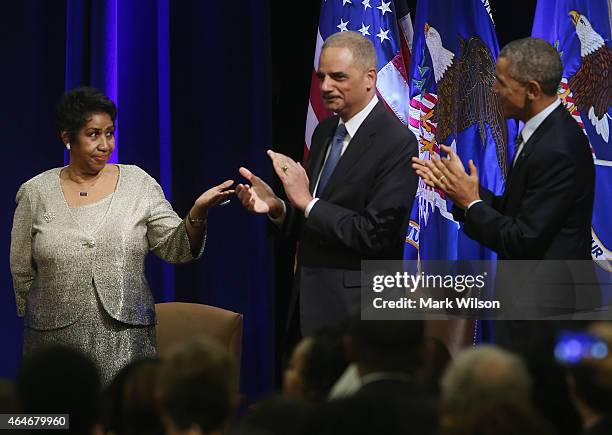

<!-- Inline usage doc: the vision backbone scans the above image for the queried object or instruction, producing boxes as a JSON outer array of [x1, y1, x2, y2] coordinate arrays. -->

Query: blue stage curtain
[[0, 0, 67, 380], [169, 0, 275, 399], [0, 0, 274, 400]]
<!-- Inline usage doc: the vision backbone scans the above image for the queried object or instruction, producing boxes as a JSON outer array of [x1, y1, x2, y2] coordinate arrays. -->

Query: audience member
[[283, 327, 349, 403], [158, 337, 237, 435], [122, 358, 163, 435], [441, 344, 532, 406], [347, 319, 425, 389], [17, 345, 103, 435], [330, 319, 430, 399], [345, 320, 437, 433], [440, 402, 555, 435], [440, 345, 533, 428], [566, 322, 612, 435], [102, 358, 151, 435], [307, 392, 436, 435]]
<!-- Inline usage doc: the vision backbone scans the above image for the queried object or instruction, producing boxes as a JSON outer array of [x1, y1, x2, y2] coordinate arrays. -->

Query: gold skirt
[[23, 280, 156, 386]]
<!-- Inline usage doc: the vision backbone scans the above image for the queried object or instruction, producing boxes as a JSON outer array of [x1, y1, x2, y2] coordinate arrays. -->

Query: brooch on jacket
[[43, 211, 56, 223]]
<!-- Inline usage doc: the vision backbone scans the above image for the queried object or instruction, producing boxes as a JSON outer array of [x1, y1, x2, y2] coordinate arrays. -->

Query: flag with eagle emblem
[[404, 0, 516, 265], [532, 0, 612, 291]]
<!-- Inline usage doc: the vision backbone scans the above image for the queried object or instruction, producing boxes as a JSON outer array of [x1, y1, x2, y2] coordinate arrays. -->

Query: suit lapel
[[317, 102, 384, 198], [503, 105, 566, 209]]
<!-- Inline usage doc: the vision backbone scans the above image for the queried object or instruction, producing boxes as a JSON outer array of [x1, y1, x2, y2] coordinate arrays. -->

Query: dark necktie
[[512, 133, 524, 167], [316, 123, 347, 196]]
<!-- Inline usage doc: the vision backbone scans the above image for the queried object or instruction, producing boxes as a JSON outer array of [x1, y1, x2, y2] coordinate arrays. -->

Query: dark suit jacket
[[461, 105, 594, 260], [454, 105, 597, 321], [282, 101, 418, 334]]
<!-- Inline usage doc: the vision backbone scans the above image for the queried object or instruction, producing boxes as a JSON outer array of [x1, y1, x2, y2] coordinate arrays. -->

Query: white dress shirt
[[517, 98, 561, 149]]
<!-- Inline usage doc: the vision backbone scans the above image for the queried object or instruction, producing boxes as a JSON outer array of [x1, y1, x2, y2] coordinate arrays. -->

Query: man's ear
[[525, 80, 542, 101], [366, 68, 377, 92]]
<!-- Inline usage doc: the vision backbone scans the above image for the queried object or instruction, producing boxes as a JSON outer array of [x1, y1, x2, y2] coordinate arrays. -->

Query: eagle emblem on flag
[[424, 23, 508, 179], [568, 10, 612, 143]]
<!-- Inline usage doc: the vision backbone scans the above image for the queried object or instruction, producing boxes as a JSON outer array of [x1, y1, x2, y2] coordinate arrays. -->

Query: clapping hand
[[236, 167, 284, 218], [411, 144, 480, 209], [266, 150, 312, 212]]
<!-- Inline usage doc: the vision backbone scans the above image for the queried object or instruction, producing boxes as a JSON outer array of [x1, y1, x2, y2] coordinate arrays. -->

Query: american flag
[[305, 0, 414, 158]]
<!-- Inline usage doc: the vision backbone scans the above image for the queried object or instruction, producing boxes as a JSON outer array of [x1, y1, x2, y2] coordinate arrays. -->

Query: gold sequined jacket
[[10, 164, 204, 330]]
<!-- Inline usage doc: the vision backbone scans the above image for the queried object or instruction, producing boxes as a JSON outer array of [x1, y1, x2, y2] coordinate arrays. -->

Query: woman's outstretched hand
[[192, 179, 235, 217]]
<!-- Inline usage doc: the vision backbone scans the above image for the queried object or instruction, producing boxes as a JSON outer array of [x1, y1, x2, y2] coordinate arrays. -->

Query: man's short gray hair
[[441, 345, 533, 415], [322, 31, 378, 71], [499, 37, 563, 96]]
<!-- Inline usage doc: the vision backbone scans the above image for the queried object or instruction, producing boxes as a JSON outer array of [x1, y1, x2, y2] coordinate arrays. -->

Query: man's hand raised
[[236, 167, 284, 218], [267, 150, 313, 213]]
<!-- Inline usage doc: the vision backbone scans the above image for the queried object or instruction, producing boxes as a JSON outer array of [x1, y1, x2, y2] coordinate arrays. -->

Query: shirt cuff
[[305, 198, 319, 218], [268, 199, 287, 226], [467, 199, 483, 211]]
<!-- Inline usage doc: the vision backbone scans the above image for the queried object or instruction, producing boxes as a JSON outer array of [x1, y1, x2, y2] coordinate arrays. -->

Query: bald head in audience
[[441, 345, 533, 421]]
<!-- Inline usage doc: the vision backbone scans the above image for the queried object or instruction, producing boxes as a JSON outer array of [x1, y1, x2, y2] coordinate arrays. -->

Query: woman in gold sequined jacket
[[10, 87, 233, 384]]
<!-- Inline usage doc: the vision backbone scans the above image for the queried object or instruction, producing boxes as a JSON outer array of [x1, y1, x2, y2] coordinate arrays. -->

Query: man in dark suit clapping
[[413, 37, 595, 262], [236, 31, 418, 335], [412, 38, 598, 347]]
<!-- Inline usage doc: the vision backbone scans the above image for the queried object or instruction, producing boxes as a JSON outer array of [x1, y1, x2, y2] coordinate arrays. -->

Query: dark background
[[0, 0, 537, 399]]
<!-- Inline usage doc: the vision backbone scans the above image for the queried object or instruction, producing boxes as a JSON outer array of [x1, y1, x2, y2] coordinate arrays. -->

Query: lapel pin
[[43, 211, 56, 223]]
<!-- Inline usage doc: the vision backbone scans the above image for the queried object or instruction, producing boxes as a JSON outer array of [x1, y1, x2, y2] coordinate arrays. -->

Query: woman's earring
[[66, 143, 71, 151]]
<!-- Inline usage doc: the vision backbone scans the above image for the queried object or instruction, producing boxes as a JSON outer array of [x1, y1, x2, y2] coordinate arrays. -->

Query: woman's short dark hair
[[56, 86, 117, 143]]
